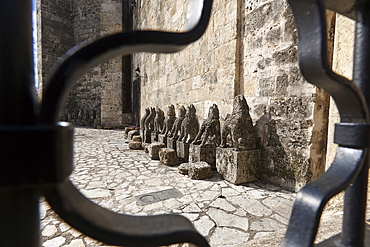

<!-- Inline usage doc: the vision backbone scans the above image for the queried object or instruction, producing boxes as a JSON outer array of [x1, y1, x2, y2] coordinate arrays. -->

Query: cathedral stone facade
[[38, 0, 338, 191]]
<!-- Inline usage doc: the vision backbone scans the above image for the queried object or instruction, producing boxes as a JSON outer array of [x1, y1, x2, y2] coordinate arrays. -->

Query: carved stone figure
[[192, 104, 221, 147], [179, 104, 199, 144], [169, 105, 186, 139], [144, 107, 156, 130], [153, 107, 165, 133], [161, 104, 176, 137], [140, 107, 150, 129], [220, 95, 257, 150], [71, 109, 78, 123], [77, 110, 82, 120], [90, 109, 96, 121]]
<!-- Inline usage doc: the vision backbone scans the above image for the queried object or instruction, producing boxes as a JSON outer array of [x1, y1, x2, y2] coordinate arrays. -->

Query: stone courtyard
[[39, 127, 355, 247]]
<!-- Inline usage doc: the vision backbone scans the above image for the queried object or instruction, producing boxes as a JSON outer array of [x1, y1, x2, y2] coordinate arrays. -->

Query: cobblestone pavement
[[40, 128, 351, 247]]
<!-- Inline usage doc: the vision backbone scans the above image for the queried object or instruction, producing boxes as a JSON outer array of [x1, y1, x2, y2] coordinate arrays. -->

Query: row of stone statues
[[134, 95, 260, 185], [61, 108, 101, 127], [140, 95, 257, 150]]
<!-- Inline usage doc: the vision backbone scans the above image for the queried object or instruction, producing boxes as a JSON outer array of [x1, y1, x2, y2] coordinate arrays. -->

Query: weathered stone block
[[177, 141, 190, 162], [128, 130, 140, 140], [188, 162, 213, 180], [148, 142, 166, 160], [129, 141, 143, 150], [151, 132, 158, 143], [216, 148, 260, 184], [159, 148, 178, 166], [167, 137, 177, 150], [132, 135, 142, 142], [178, 163, 189, 175], [124, 127, 138, 139], [189, 144, 217, 168], [158, 134, 167, 146]]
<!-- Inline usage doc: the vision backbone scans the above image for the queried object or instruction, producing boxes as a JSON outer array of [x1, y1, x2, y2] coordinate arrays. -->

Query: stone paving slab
[[40, 128, 364, 247]]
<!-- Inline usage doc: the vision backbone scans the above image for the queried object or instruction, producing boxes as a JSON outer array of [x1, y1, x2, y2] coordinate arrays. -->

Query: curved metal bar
[[282, 0, 370, 246], [41, 1, 213, 246], [44, 180, 209, 247], [287, 0, 368, 121], [40, 0, 213, 124], [281, 147, 366, 246]]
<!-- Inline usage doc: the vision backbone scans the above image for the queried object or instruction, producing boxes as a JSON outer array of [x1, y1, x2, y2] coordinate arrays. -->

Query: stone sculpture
[[140, 107, 150, 129], [179, 104, 199, 144], [192, 104, 221, 147], [77, 110, 83, 122], [161, 104, 176, 137], [153, 107, 165, 133], [169, 105, 186, 139], [144, 107, 156, 131], [220, 95, 257, 150]]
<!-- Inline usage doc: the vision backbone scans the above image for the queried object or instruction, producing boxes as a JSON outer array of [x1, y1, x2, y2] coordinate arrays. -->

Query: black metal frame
[[282, 0, 370, 246], [0, 1, 213, 246]]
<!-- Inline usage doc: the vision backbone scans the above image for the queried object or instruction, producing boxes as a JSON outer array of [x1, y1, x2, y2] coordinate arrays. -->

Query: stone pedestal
[[151, 132, 159, 143], [158, 134, 167, 146], [159, 148, 178, 166], [148, 142, 166, 160], [167, 137, 177, 150], [128, 130, 140, 140], [129, 141, 143, 150], [144, 129, 152, 143], [189, 144, 217, 168], [188, 162, 213, 180], [216, 148, 260, 184], [177, 141, 190, 162]]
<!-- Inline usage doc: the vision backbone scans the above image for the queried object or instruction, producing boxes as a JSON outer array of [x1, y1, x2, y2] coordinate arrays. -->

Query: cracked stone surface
[[39, 128, 352, 247]]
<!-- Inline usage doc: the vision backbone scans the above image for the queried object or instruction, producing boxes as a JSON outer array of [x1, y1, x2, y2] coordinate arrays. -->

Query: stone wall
[[241, 0, 330, 189], [38, 0, 131, 128], [37, 0, 73, 97], [132, 0, 331, 191]]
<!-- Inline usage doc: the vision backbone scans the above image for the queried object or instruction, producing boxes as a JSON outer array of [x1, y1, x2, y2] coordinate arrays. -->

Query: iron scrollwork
[[0, 0, 213, 246], [282, 0, 370, 246]]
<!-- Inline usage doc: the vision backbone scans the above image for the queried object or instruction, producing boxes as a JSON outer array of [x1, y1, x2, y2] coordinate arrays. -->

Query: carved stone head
[[232, 95, 249, 115], [186, 104, 196, 118], [178, 105, 186, 118], [208, 104, 219, 120], [167, 104, 175, 118]]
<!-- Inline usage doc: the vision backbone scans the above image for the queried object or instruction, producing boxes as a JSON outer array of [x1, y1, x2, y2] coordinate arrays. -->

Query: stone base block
[[178, 163, 189, 175], [128, 130, 140, 140], [132, 135, 142, 142], [129, 141, 143, 150], [189, 144, 216, 168], [124, 127, 137, 139], [159, 148, 178, 166], [158, 134, 167, 146], [177, 141, 189, 162], [167, 137, 177, 150], [151, 132, 159, 142], [148, 142, 166, 160], [216, 148, 260, 184], [188, 162, 213, 180], [144, 129, 152, 143]]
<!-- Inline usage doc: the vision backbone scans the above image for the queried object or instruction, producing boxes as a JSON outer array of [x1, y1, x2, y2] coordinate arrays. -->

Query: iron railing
[[282, 0, 370, 246], [0, 0, 212, 246]]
